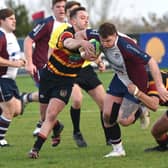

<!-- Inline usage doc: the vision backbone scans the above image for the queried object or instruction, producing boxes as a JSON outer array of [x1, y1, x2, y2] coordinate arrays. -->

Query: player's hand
[[80, 40, 97, 61], [14, 59, 26, 67], [98, 61, 105, 72], [157, 84, 168, 102], [25, 62, 37, 76]]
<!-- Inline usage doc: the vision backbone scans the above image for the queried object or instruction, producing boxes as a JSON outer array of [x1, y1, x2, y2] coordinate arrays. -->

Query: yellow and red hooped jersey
[[47, 27, 85, 78]]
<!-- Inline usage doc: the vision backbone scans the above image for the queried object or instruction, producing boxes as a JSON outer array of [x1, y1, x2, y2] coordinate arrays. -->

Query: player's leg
[[70, 84, 87, 147], [33, 102, 46, 136], [104, 76, 137, 157], [118, 98, 140, 126], [145, 110, 168, 152], [88, 84, 113, 145], [21, 91, 39, 104], [0, 79, 23, 147], [103, 94, 126, 157], [29, 98, 66, 159], [29, 74, 72, 159]]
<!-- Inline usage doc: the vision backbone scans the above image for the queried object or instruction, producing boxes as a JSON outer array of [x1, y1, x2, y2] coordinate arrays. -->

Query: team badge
[[60, 89, 67, 97]]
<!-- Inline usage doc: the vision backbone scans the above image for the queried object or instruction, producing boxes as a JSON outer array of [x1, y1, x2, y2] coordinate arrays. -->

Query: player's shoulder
[[0, 30, 6, 42], [52, 22, 69, 34], [86, 28, 99, 40], [63, 25, 74, 33], [42, 16, 54, 24], [33, 16, 54, 28], [0, 30, 5, 37], [118, 32, 135, 43]]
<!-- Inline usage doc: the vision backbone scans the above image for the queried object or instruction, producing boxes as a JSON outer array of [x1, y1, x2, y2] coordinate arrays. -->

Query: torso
[[29, 16, 64, 69], [0, 28, 21, 79], [47, 27, 85, 78]]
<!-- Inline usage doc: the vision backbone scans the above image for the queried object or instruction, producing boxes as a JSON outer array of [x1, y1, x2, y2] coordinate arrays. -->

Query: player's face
[[72, 11, 89, 31], [99, 34, 117, 48], [1, 14, 16, 32], [52, 1, 66, 22]]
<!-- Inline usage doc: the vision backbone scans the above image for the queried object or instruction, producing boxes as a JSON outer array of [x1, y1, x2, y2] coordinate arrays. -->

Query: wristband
[[79, 47, 85, 58], [133, 86, 139, 97]]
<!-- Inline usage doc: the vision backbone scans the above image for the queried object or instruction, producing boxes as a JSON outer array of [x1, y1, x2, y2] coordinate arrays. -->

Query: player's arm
[[64, 37, 86, 49], [126, 41, 168, 102], [0, 56, 25, 67], [128, 83, 159, 111], [75, 29, 88, 40], [24, 36, 37, 75], [148, 57, 168, 102]]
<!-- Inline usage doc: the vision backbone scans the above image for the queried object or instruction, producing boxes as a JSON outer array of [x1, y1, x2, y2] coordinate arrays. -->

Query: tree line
[[4, 0, 168, 37]]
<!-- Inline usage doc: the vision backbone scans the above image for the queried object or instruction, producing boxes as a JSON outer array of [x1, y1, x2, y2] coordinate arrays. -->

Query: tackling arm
[[148, 58, 168, 102], [128, 83, 159, 111]]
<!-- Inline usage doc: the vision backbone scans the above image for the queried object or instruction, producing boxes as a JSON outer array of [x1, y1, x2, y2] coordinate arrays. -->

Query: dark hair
[[69, 6, 86, 19], [98, 22, 117, 38], [0, 8, 14, 20], [52, 0, 67, 6], [65, 1, 81, 12]]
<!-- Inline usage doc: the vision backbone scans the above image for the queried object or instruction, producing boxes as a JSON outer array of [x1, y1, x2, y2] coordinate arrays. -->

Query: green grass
[[1, 71, 168, 168]]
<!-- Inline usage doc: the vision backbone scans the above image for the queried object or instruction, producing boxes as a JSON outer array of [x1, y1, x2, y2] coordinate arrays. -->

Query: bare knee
[[72, 99, 82, 109], [118, 119, 131, 126], [118, 115, 135, 126]]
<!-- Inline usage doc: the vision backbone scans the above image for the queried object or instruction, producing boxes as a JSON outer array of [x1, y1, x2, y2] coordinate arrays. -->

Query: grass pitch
[[0, 71, 167, 168]]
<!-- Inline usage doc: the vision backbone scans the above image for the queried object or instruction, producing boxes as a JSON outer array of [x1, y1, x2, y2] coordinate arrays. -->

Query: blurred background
[[1, 0, 168, 68]]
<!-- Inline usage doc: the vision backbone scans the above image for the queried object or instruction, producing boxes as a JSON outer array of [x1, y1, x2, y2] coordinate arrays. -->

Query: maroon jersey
[[0, 31, 8, 76], [28, 16, 55, 69]]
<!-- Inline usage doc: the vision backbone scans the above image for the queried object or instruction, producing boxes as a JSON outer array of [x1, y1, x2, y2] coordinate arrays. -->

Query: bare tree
[[82, 0, 118, 27]]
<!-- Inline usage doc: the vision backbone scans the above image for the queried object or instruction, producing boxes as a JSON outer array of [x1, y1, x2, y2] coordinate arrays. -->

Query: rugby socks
[[0, 115, 11, 140], [22, 93, 34, 103], [36, 120, 43, 129], [70, 106, 80, 134], [33, 133, 46, 151], [133, 108, 142, 123], [100, 111, 112, 141], [110, 123, 121, 145]]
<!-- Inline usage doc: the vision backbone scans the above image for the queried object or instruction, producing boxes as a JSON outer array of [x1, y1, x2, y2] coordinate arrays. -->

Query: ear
[[70, 18, 76, 25]]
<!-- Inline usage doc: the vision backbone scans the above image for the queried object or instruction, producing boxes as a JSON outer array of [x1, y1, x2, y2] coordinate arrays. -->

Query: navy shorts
[[0, 78, 20, 102], [107, 74, 140, 104], [39, 68, 75, 104], [75, 65, 102, 92]]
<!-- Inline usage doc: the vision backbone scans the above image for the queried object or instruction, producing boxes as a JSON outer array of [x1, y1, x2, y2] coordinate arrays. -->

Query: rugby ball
[[79, 39, 101, 59], [89, 38, 101, 56]]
